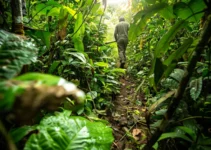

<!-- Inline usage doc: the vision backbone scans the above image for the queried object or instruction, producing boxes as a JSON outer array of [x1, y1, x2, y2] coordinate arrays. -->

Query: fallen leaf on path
[[132, 128, 141, 141]]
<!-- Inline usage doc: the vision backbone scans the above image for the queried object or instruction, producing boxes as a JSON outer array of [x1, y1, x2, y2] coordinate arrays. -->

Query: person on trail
[[114, 16, 129, 68]]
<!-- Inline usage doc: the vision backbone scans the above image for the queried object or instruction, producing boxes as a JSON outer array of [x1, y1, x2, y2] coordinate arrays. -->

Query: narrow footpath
[[105, 75, 148, 150]]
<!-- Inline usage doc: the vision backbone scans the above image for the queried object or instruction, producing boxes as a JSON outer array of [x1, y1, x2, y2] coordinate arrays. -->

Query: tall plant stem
[[0, 120, 17, 150], [143, 15, 211, 150]]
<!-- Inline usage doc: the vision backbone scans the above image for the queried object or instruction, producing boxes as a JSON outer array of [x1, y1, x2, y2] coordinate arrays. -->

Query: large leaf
[[47, 7, 61, 16], [159, 5, 175, 20], [164, 38, 193, 65], [183, 119, 198, 140], [162, 68, 185, 89], [154, 58, 166, 86], [24, 111, 114, 150], [189, 77, 202, 101], [10, 126, 36, 143], [72, 12, 85, 52], [129, 3, 168, 40], [176, 126, 197, 141], [0, 30, 38, 80], [48, 61, 61, 74], [14, 72, 64, 85], [158, 132, 192, 142], [154, 20, 187, 57], [95, 62, 109, 68], [149, 20, 187, 88], [91, 3, 101, 14], [63, 5, 76, 17], [110, 68, 126, 74], [64, 52, 87, 63], [173, 0, 206, 22], [32, 0, 61, 16], [26, 30, 51, 49]]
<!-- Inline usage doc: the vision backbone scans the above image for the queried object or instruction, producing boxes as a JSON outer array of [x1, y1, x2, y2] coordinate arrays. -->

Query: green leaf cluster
[[23, 111, 114, 150]]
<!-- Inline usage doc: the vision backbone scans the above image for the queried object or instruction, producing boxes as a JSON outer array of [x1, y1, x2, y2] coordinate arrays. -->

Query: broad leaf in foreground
[[24, 111, 114, 150]]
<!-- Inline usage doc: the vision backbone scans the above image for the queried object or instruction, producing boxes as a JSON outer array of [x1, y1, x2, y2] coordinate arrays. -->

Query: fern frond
[[0, 30, 38, 80]]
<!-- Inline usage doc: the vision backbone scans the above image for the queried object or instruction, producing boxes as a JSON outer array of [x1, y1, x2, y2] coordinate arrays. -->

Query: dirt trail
[[106, 76, 148, 150]]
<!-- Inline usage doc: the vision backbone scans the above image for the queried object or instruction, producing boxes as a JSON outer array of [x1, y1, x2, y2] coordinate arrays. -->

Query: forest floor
[[104, 75, 149, 150]]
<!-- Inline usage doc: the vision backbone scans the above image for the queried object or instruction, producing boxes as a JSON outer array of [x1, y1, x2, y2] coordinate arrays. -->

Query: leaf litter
[[104, 75, 148, 150]]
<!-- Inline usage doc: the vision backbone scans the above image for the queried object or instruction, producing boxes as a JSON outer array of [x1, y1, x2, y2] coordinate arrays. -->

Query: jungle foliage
[[127, 0, 211, 149], [1, 0, 211, 150]]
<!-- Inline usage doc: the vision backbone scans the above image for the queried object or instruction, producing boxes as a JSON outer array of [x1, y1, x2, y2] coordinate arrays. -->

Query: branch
[[0, 120, 17, 150], [143, 14, 211, 150]]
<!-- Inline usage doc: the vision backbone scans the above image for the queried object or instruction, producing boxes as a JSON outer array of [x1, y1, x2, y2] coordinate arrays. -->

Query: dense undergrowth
[[1, 0, 211, 150]]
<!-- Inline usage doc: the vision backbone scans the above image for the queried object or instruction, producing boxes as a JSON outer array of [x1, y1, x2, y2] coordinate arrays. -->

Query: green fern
[[0, 30, 38, 80]]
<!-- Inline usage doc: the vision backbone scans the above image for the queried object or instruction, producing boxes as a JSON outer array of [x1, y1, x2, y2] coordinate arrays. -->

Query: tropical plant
[[0, 13, 114, 150], [10, 110, 114, 150], [127, 0, 211, 149]]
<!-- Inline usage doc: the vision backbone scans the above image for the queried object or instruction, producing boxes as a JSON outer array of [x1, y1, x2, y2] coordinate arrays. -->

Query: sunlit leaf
[[110, 68, 126, 74], [173, 0, 206, 22], [72, 37, 84, 52], [145, 0, 156, 4], [47, 7, 60, 16], [14, 73, 63, 85], [65, 52, 87, 63], [91, 3, 101, 14], [72, 12, 85, 52], [129, 3, 168, 40], [159, 5, 175, 20], [34, 31, 51, 49], [95, 62, 109, 68], [63, 6, 76, 17], [87, 91, 98, 101], [33, 1, 61, 16]]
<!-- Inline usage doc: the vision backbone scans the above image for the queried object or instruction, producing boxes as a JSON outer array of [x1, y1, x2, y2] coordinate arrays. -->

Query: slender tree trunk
[[143, 14, 211, 150], [11, 0, 24, 35]]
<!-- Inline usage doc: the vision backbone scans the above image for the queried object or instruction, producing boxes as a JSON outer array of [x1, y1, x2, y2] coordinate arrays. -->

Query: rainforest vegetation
[[0, 0, 211, 149]]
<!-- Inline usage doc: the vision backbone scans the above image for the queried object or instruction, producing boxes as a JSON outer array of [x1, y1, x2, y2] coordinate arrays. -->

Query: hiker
[[114, 16, 129, 68]]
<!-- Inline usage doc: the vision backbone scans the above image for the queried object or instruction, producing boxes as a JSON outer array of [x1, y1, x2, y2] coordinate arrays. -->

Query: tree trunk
[[11, 0, 24, 35]]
